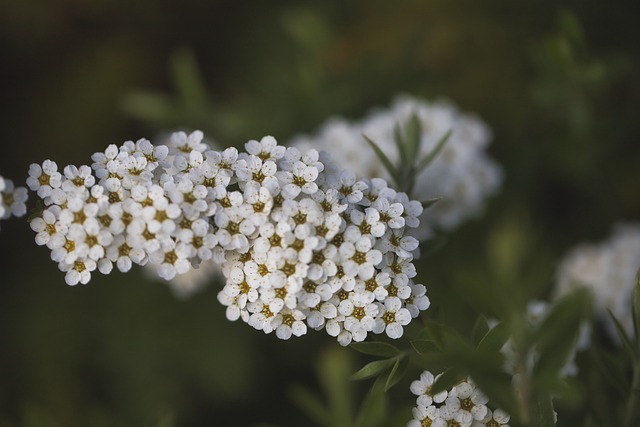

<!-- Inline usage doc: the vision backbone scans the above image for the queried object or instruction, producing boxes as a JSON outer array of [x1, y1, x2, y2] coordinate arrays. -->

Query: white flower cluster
[[290, 95, 503, 236], [26, 131, 430, 344], [0, 174, 28, 229], [555, 224, 640, 340], [408, 371, 510, 427]]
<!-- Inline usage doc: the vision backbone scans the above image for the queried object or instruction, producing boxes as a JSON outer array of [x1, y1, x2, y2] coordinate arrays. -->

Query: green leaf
[[289, 385, 330, 427], [421, 198, 441, 209], [171, 49, 209, 111], [633, 269, 640, 346], [418, 320, 459, 350], [384, 357, 409, 391], [362, 135, 398, 183], [404, 112, 422, 161], [430, 368, 466, 395], [350, 358, 396, 381], [415, 130, 452, 173], [318, 348, 353, 427], [530, 395, 556, 427], [472, 315, 491, 347], [350, 342, 401, 358], [353, 381, 387, 427], [410, 339, 438, 356], [392, 122, 408, 166], [608, 309, 636, 362], [591, 346, 629, 397], [477, 321, 510, 353], [533, 288, 591, 375]]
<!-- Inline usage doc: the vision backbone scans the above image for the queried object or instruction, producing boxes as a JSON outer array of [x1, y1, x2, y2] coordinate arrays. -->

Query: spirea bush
[[1, 96, 639, 427]]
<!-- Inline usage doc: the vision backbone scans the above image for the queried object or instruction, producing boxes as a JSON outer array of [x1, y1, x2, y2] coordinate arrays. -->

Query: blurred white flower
[[556, 224, 640, 341], [291, 95, 502, 236]]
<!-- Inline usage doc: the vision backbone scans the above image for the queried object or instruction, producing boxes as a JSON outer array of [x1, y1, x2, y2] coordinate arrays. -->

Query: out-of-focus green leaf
[[318, 348, 353, 427], [350, 341, 401, 358], [353, 380, 387, 427], [415, 130, 452, 173], [350, 358, 396, 381], [289, 385, 329, 427], [531, 395, 556, 427], [472, 315, 491, 347], [410, 339, 439, 357], [591, 346, 629, 397], [608, 310, 636, 362], [384, 357, 409, 391], [171, 49, 210, 112], [430, 368, 465, 395], [404, 112, 422, 162], [363, 135, 398, 184], [392, 122, 408, 167], [477, 321, 509, 353], [533, 288, 591, 375], [421, 198, 441, 209], [633, 269, 640, 346]]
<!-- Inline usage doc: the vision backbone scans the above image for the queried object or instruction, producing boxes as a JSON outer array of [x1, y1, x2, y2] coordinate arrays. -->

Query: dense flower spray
[[26, 131, 430, 344]]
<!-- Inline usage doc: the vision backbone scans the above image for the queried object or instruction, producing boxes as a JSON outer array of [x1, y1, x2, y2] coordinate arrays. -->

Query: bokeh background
[[1, 1, 639, 426]]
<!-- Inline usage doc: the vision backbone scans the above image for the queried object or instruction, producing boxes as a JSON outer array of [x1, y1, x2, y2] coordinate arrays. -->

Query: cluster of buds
[[27, 131, 430, 344]]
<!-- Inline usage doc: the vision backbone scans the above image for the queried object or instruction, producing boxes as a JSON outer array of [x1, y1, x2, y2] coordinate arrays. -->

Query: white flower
[[245, 135, 286, 162], [339, 236, 383, 280], [555, 223, 640, 341], [446, 381, 489, 423], [60, 258, 97, 286], [405, 282, 431, 317], [472, 408, 510, 427], [272, 308, 307, 339], [149, 239, 191, 280], [410, 371, 448, 407], [407, 405, 441, 427], [373, 296, 412, 339], [61, 165, 95, 193], [27, 160, 62, 198], [0, 178, 28, 219], [167, 130, 209, 155], [30, 209, 67, 248]]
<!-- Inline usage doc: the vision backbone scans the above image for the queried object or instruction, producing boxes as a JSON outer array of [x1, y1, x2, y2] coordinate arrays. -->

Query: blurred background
[[1, 1, 639, 426]]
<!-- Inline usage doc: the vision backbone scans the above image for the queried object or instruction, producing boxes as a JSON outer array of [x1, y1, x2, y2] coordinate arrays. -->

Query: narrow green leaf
[[419, 236, 448, 257], [415, 130, 452, 173], [477, 321, 510, 353], [608, 309, 636, 362], [419, 320, 459, 350], [533, 288, 591, 375], [353, 381, 387, 427], [472, 315, 491, 347], [318, 348, 353, 427], [392, 122, 408, 166], [350, 358, 396, 381], [171, 49, 209, 110], [421, 198, 441, 209], [384, 357, 409, 391], [430, 368, 466, 395], [350, 342, 401, 358], [633, 269, 640, 345], [530, 395, 556, 427], [404, 112, 422, 161], [363, 135, 398, 182], [410, 339, 438, 356], [591, 346, 629, 397], [289, 385, 330, 427]]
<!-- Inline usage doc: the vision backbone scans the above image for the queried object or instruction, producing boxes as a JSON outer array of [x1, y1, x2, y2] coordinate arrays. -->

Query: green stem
[[623, 359, 640, 427]]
